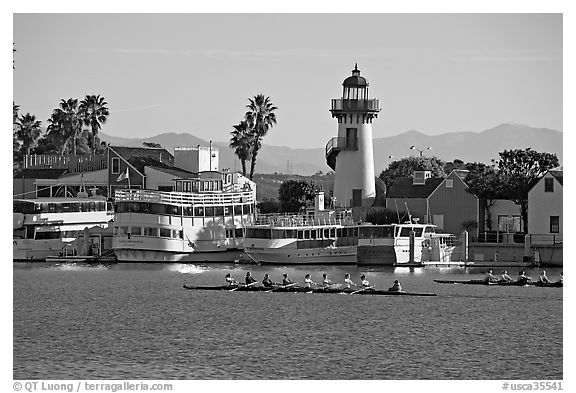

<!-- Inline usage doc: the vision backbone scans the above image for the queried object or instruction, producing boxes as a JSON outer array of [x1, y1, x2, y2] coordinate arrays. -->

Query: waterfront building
[[326, 64, 379, 208], [528, 169, 563, 237]]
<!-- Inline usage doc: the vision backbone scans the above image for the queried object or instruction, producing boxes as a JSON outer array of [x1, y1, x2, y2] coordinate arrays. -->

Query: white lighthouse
[[326, 64, 379, 208]]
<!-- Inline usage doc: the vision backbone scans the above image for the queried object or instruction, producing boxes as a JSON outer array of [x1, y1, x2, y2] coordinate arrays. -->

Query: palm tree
[[79, 94, 109, 153], [244, 94, 277, 179], [16, 113, 42, 155], [48, 98, 83, 155], [229, 120, 252, 176]]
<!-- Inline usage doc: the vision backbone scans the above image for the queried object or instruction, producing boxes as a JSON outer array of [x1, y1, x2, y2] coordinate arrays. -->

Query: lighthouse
[[326, 64, 379, 208]]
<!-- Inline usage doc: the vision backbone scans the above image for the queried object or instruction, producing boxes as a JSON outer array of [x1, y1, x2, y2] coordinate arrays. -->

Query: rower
[[304, 274, 317, 288], [322, 273, 333, 287], [485, 269, 498, 283], [539, 270, 551, 284], [388, 280, 402, 292], [360, 275, 371, 288], [343, 273, 357, 289], [225, 273, 238, 286], [517, 270, 532, 285], [245, 271, 257, 285], [262, 273, 274, 288], [501, 270, 512, 282], [282, 273, 293, 286]]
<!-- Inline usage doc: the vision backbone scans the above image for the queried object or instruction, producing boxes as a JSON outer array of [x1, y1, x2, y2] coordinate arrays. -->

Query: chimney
[[413, 170, 431, 185]]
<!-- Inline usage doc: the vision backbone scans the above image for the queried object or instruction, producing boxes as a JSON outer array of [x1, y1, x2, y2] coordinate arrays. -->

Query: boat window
[[173, 230, 183, 239], [35, 231, 61, 240], [144, 227, 158, 237], [323, 229, 330, 238], [399, 227, 411, 237], [304, 230, 311, 240], [336, 228, 342, 237], [130, 227, 142, 235], [285, 229, 295, 238], [425, 226, 435, 233], [215, 206, 224, 216], [194, 206, 205, 217], [297, 230, 304, 240], [61, 231, 79, 238], [234, 205, 242, 215], [235, 228, 244, 238], [414, 228, 424, 237], [160, 228, 171, 238], [224, 206, 233, 216], [205, 207, 214, 216], [183, 206, 193, 216], [310, 230, 317, 239]]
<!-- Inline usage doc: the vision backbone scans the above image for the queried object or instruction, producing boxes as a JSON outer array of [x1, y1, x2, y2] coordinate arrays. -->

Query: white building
[[528, 169, 563, 235]]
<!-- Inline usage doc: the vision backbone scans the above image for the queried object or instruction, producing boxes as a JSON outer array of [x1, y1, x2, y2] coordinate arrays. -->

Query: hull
[[182, 284, 436, 296], [114, 248, 244, 263], [13, 239, 74, 261], [357, 244, 396, 265], [245, 246, 357, 265], [433, 279, 561, 287]]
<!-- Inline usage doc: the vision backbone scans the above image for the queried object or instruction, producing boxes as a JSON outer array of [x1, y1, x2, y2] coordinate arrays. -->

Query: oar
[[229, 281, 259, 292], [350, 286, 375, 295], [266, 282, 298, 293]]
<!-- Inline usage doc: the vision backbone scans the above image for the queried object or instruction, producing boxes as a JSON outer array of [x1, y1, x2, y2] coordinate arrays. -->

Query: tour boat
[[243, 193, 358, 265], [112, 171, 256, 262], [13, 196, 114, 261], [357, 221, 461, 266]]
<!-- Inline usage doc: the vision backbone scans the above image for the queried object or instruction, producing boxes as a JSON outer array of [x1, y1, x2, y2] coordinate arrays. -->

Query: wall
[[484, 199, 521, 232], [144, 167, 178, 191]]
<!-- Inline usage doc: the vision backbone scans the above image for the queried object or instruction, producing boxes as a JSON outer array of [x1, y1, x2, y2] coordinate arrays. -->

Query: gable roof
[[549, 170, 563, 185], [13, 168, 68, 179], [134, 156, 197, 178], [387, 177, 444, 199], [110, 146, 173, 165]]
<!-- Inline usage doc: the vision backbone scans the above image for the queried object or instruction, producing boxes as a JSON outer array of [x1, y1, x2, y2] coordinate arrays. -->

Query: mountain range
[[99, 123, 562, 175]]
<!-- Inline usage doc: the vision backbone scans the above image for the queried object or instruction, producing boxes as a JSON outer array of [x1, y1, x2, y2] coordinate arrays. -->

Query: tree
[[15, 113, 43, 156], [463, 162, 505, 231], [244, 94, 277, 179], [496, 148, 559, 233], [48, 98, 83, 155], [257, 199, 281, 214], [443, 158, 466, 175], [79, 94, 109, 152], [229, 120, 252, 176], [378, 156, 446, 189], [143, 142, 162, 148], [278, 180, 317, 213]]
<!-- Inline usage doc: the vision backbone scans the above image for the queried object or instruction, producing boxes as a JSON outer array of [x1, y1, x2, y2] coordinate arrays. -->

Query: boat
[[534, 281, 563, 288], [357, 221, 462, 266], [433, 279, 562, 287], [182, 284, 437, 296], [112, 170, 256, 262], [13, 196, 114, 261], [243, 192, 358, 265]]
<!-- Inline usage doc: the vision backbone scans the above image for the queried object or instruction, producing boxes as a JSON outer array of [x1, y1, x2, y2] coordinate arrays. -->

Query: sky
[[13, 13, 562, 149]]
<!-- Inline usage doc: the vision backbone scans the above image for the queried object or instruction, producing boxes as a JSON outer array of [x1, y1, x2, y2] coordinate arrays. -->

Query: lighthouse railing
[[331, 98, 380, 111]]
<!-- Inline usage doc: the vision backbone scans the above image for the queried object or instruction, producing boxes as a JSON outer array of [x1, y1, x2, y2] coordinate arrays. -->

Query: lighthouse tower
[[326, 64, 379, 208]]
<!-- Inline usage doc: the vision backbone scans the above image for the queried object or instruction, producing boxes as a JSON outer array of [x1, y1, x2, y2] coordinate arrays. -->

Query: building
[[326, 64, 379, 208], [385, 169, 479, 236], [528, 169, 563, 236]]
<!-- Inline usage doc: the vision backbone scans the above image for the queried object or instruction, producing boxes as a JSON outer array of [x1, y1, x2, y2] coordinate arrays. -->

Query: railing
[[331, 99, 380, 112], [24, 154, 108, 173], [253, 211, 354, 227], [114, 188, 256, 205], [325, 137, 357, 156], [472, 232, 563, 245]]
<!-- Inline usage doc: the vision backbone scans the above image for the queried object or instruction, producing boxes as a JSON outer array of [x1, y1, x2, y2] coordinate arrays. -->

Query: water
[[13, 263, 563, 380]]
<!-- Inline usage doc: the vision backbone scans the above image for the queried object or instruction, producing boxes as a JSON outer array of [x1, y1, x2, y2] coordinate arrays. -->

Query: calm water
[[13, 263, 562, 380]]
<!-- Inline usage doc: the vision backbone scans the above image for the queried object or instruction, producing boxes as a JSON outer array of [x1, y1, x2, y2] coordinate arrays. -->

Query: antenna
[[404, 202, 412, 223]]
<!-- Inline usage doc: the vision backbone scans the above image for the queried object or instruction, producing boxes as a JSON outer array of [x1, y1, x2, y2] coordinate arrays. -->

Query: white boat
[[357, 221, 460, 265], [112, 171, 256, 262], [243, 200, 358, 265], [13, 196, 114, 261]]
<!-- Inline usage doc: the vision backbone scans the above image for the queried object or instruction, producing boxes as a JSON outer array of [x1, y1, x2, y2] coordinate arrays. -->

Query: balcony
[[331, 99, 380, 112], [325, 137, 355, 171], [24, 154, 108, 173]]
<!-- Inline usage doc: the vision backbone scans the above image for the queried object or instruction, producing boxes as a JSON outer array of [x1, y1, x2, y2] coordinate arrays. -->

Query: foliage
[[365, 207, 409, 225], [143, 142, 162, 148], [229, 94, 278, 180], [257, 199, 281, 214], [79, 94, 109, 153], [379, 156, 446, 188], [278, 179, 317, 213], [443, 159, 466, 175], [463, 162, 505, 200], [496, 148, 559, 233], [460, 219, 478, 233], [15, 113, 42, 156], [229, 120, 252, 177]]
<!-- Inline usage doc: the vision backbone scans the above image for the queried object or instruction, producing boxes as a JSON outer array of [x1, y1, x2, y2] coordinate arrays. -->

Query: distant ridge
[[99, 123, 562, 175]]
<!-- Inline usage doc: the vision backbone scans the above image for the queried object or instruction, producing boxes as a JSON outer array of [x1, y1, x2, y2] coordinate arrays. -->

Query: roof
[[549, 170, 563, 185], [13, 168, 68, 179], [343, 64, 368, 87], [128, 156, 196, 178], [386, 177, 445, 199], [110, 146, 173, 166]]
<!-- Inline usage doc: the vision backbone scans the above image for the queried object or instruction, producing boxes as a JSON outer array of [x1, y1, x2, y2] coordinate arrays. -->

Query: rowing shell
[[182, 285, 437, 296], [434, 279, 562, 287]]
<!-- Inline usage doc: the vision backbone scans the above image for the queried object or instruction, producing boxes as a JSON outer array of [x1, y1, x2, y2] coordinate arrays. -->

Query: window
[[158, 186, 173, 192], [550, 216, 559, 233], [544, 178, 554, 192], [445, 179, 454, 188], [498, 215, 522, 233], [160, 228, 171, 238], [111, 157, 120, 174]]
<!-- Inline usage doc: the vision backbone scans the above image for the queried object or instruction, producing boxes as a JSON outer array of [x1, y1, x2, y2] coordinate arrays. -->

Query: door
[[352, 189, 362, 207]]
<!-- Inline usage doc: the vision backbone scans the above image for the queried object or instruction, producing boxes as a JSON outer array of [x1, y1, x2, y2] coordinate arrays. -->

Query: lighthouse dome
[[342, 63, 368, 87]]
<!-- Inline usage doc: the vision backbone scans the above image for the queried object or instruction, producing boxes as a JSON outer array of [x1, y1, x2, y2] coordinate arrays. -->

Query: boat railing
[[254, 212, 354, 227], [114, 188, 256, 205]]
